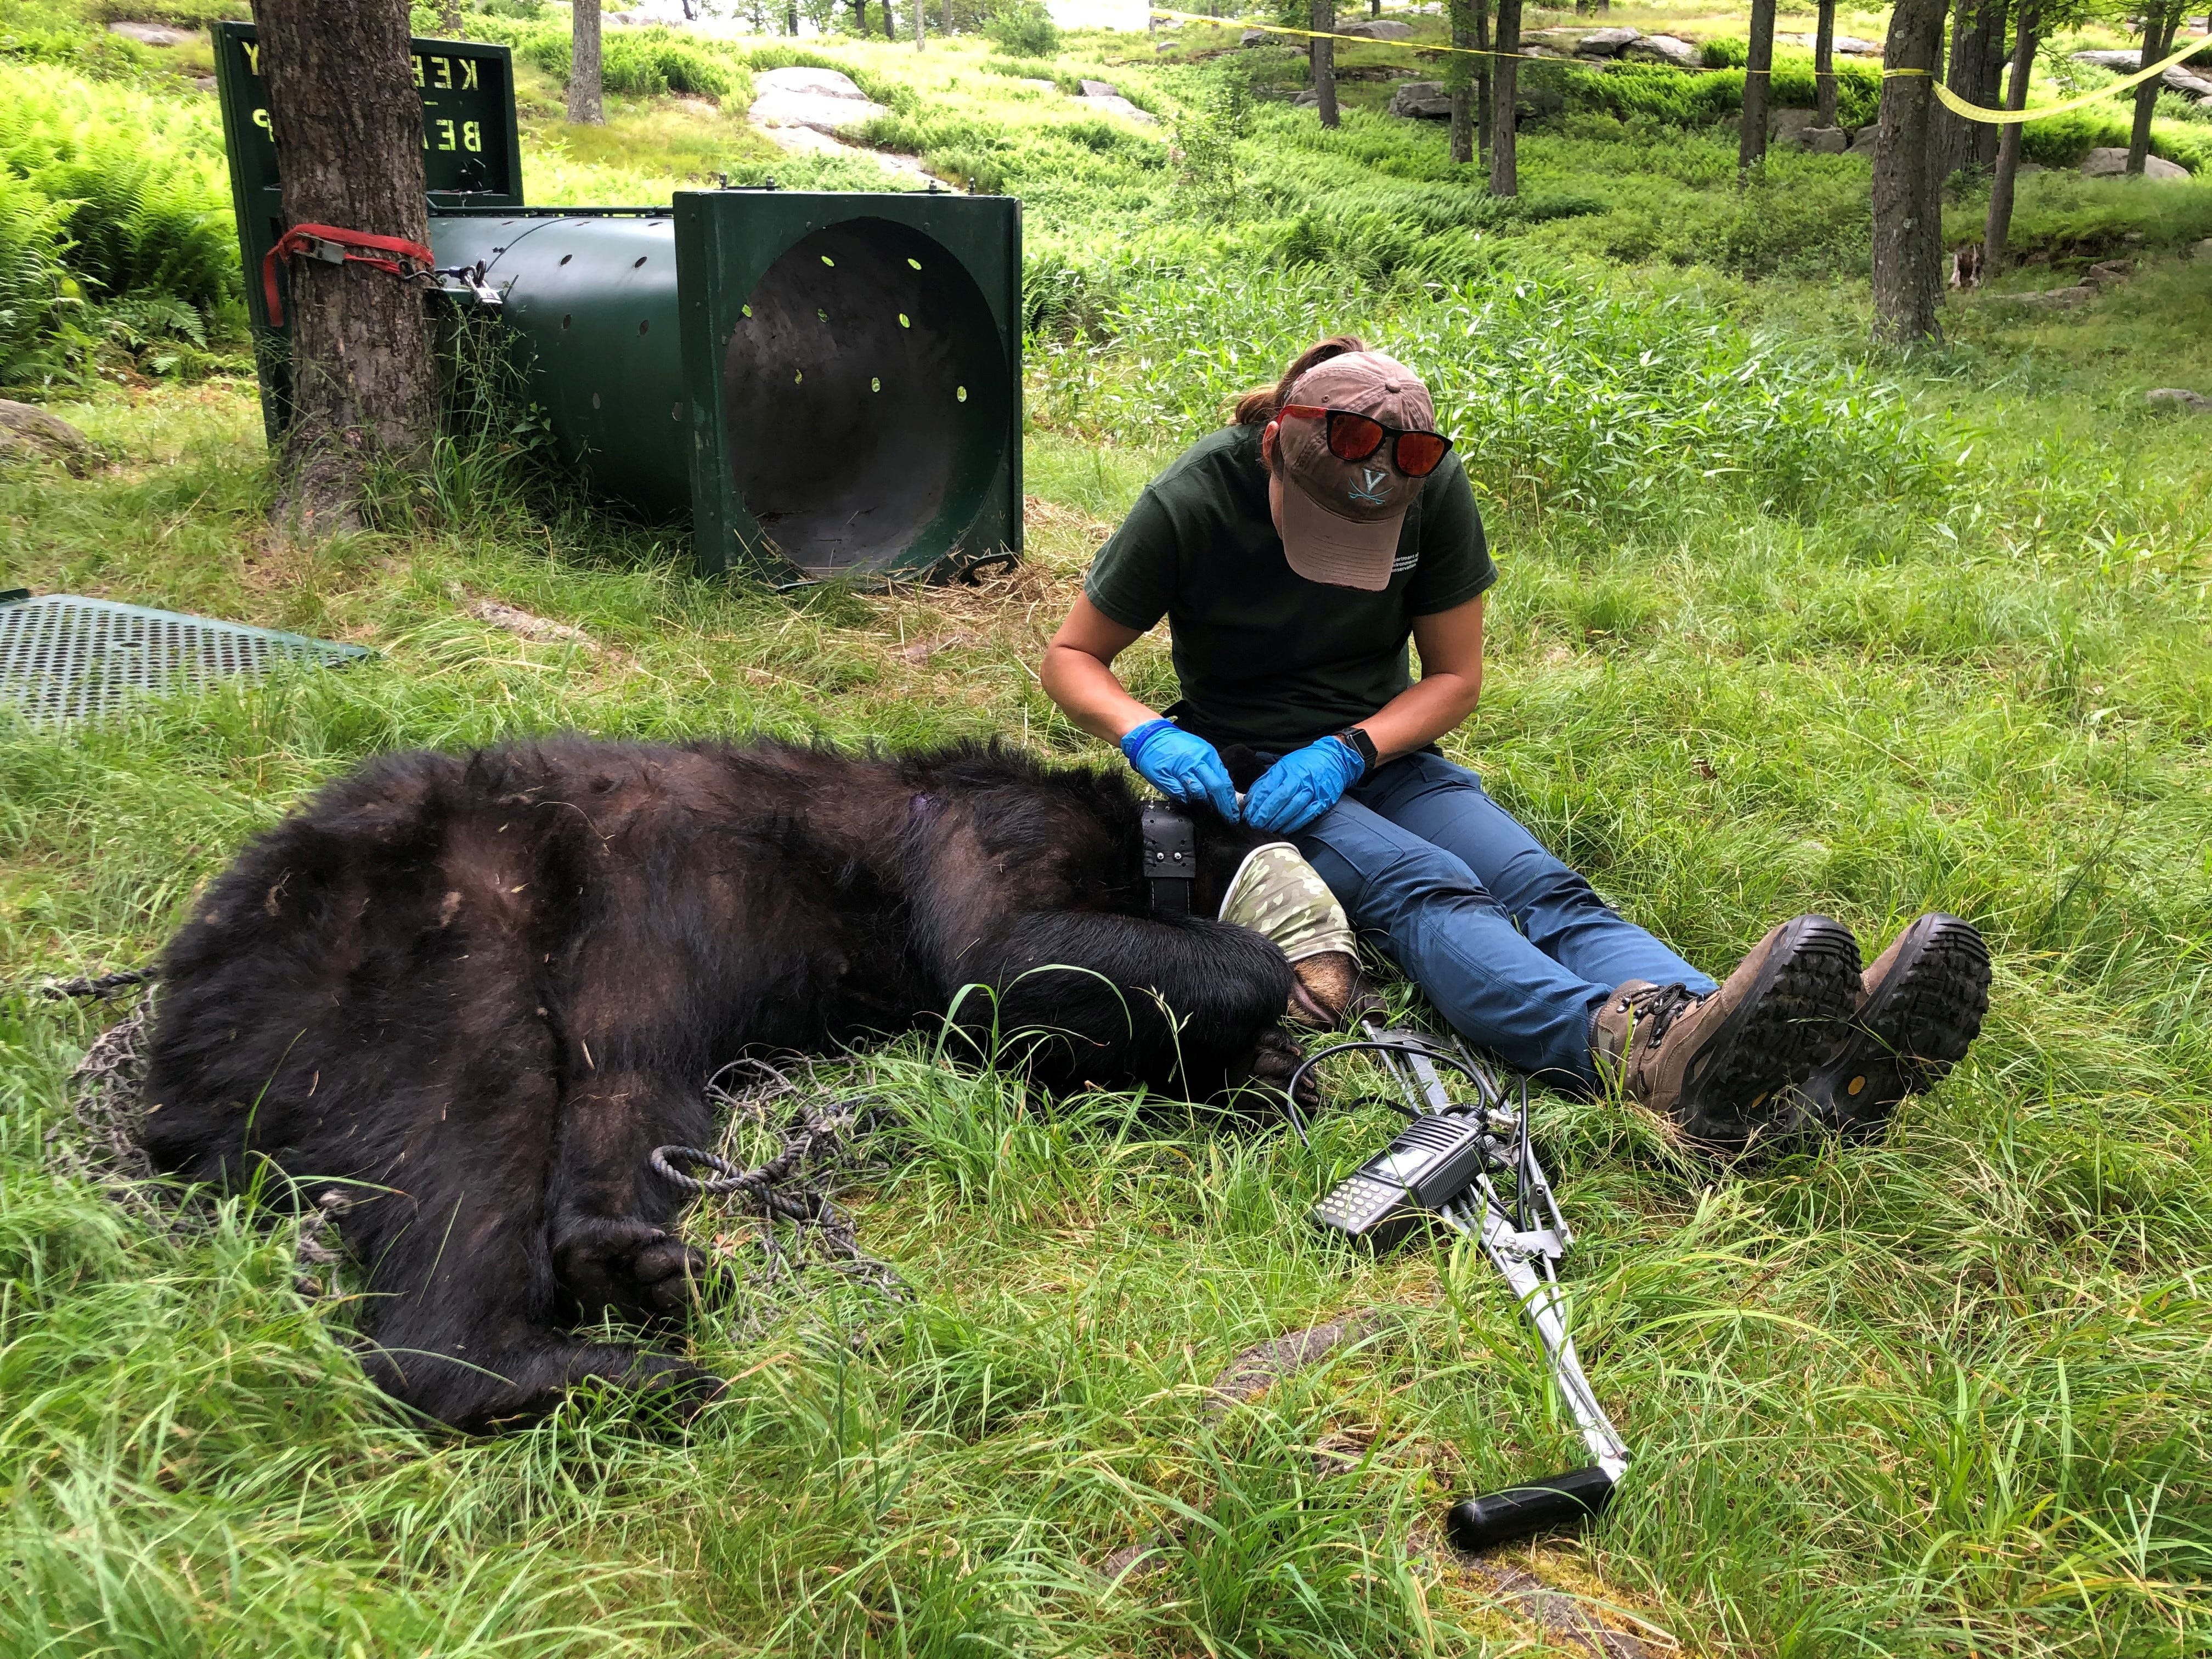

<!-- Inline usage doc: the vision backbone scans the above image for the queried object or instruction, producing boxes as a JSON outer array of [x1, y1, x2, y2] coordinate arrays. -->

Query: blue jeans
[[1294, 751, 1717, 1088]]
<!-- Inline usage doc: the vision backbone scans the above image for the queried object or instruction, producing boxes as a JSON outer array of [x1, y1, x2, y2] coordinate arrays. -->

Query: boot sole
[[1787, 914, 1991, 1143], [1672, 915, 1862, 1158]]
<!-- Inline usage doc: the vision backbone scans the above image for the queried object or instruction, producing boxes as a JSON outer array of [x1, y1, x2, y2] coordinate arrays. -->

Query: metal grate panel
[[0, 594, 369, 727]]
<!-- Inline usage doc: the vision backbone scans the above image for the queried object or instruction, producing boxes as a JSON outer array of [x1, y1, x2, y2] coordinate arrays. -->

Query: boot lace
[[1622, 981, 1703, 1049]]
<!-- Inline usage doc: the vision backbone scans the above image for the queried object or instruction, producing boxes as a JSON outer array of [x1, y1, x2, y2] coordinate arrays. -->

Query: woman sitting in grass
[[1039, 336, 1990, 1153]]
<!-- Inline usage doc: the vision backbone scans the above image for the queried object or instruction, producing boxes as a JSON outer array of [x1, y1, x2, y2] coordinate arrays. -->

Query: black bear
[[142, 737, 1324, 1430]]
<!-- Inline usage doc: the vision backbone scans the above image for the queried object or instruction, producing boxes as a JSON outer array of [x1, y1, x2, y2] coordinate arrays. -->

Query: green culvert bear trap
[[214, 22, 1022, 585]]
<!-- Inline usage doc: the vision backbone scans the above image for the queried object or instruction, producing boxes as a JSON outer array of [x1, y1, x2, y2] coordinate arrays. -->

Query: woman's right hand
[[1120, 719, 1240, 820]]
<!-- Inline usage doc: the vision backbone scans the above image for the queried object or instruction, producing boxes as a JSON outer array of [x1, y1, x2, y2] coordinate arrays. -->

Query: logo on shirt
[[1347, 467, 1391, 506], [1390, 551, 1419, 574]]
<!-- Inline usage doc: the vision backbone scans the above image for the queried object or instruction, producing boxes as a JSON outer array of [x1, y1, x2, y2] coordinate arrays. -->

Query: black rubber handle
[[1445, 1465, 1617, 1552]]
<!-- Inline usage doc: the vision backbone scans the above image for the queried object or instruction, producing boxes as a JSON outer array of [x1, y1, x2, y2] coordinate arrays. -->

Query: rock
[[1078, 78, 1119, 98], [1573, 25, 1640, 55], [2083, 258, 2134, 287], [1291, 88, 1321, 106], [757, 66, 870, 100], [2072, 48, 2140, 70], [1387, 79, 1453, 118], [1848, 123, 1880, 155], [2079, 146, 2190, 179], [106, 20, 191, 44], [1992, 284, 2095, 308], [0, 400, 95, 471], [753, 120, 945, 184], [1803, 123, 1848, 153], [1769, 106, 1819, 145], [1076, 92, 1155, 122], [1519, 43, 1571, 57], [749, 67, 885, 136], [2163, 66, 2212, 99], [2194, 236, 2212, 259], [1336, 18, 1413, 37], [1017, 77, 1056, 91], [1621, 33, 1699, 65], [1831, 33, 1881, 54], [2146, 387, 2212, 412], [1240, 27, 1266, 44]]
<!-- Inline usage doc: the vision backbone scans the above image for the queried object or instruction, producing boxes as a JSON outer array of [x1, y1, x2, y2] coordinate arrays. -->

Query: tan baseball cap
[[1273, 351, 1436, 591]]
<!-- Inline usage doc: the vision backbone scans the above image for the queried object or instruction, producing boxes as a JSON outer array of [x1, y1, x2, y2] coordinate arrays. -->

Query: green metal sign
[[212, 21, 522, 436]]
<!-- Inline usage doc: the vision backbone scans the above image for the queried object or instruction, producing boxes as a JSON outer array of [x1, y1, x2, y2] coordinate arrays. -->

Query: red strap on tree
[[261, 223, 436, 326]]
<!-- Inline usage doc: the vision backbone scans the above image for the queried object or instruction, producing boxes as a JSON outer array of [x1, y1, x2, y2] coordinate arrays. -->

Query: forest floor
[[4, 7, 2212, 1657]]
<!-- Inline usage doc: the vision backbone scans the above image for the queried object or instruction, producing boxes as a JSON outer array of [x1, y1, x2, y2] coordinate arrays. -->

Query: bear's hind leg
[[543, 1062, 728, 1329], [362, 1323, 718, 1432]]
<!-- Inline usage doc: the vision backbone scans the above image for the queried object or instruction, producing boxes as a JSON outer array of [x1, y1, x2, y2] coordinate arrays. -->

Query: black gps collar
[[1139, 804, 1196, 919]]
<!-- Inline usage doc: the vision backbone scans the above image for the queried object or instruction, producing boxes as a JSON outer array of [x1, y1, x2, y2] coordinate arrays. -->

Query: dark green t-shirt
[[1083, 424, 1496, 753]]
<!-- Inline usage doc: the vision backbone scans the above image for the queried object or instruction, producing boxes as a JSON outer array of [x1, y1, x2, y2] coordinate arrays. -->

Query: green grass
[[5, 2, 2212, 1654]]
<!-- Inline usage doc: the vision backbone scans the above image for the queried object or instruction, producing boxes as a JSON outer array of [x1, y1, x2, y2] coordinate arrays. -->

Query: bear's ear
[[1218, 743, 1268, 792]]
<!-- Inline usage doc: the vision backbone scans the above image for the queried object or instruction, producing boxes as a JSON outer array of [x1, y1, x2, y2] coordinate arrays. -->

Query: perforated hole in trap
[[0, 595, 369, 727]]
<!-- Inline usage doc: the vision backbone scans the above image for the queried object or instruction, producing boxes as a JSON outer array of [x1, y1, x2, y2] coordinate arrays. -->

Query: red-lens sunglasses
[[1280, 403, 1453, 478]]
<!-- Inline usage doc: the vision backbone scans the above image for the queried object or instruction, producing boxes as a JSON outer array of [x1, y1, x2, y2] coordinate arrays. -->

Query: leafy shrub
[[516, 25, 740, 99], [1702, 36, 1748, 69], [984, 1, 1060, 59], [1557, 57, 1882, 129], [1033, 262, 1948, 524], [0, 67, 235, 311], [0, 172, 65, 375], [2016, 103, 2210, 172]]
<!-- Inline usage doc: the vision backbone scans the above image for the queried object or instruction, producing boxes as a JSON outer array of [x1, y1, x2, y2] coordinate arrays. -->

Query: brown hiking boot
[[1592, 915, 1861, 1156], [1776, 914, 1991, 1143]]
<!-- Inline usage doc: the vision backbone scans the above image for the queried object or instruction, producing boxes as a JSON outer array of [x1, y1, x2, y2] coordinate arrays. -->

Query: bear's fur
[[142, 737, 1305, 1430]]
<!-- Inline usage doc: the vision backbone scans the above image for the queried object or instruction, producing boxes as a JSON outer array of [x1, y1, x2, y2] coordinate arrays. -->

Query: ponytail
[[1231, 334, 1369, 428]]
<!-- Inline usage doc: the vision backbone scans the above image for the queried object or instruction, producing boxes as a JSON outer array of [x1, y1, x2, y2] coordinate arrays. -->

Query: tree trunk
[[1311, 0, 1339, 128], [2129, 6, 2177, 174], [850, 0, 866, 32], [568, 0, 603, 123], [439, 0, 462, 36], [1489, 0, 1519, 193], [1974, 0, 2006, 167], [913, 0, 923, 50], [249, 0, 436, 532], [1934, 0, 1972, 177], [1475, 0, 1491, 160], [1950, 0, 2003, 172], [1983, 0, 2036, 269], [1740, 0, 1775, 174], [1872, 0, 1948, 344], [1815, 0, 1837, 126], [942, 0, 951, 33], [1447, 0, 1475, 164]]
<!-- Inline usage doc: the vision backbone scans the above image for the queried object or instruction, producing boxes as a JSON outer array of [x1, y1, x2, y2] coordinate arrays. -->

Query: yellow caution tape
[[1933, 31, 2211, 122], [1153, 9, 2208, 125]]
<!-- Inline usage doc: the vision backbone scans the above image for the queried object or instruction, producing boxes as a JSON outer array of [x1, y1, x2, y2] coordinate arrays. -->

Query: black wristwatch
[[1333, 726, 1379, 775]]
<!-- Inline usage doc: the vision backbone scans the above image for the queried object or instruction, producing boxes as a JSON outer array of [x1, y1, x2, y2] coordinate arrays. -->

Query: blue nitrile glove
[[1120, 718, 1240, 820], [1242, 736, 1366, 833]]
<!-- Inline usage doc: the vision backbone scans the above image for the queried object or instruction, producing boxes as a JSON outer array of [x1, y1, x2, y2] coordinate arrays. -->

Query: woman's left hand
[[1243, 737, 1366, 833]]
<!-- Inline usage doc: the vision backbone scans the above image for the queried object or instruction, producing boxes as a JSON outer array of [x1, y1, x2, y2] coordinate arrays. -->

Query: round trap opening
[[723, 218, 1008, 578]]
